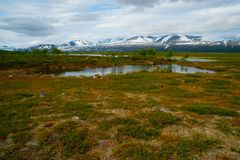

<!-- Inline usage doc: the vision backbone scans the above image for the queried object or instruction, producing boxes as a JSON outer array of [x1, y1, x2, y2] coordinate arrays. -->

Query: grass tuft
[[117, 124, 159, 140], [98, 117, 138, 130], [0, 101, 36, 139], [148, 111, 181, 129], [216, 120, 240, 136], [60, 129, 90, 156], [63, 102, 105, 120], [184, 104, 239, 117], [116, 134, 219, 160]]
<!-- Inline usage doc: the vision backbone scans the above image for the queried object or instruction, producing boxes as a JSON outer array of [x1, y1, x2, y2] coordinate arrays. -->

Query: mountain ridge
[[1, 34, 240, 52]]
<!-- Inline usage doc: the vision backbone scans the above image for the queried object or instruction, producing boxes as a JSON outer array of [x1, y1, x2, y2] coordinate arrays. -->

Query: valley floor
[[0, 52, 240, 160]]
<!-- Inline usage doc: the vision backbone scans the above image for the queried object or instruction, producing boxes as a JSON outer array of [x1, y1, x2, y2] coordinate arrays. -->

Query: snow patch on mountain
[[98, 38, 125, 45], [0, 45, 17, 51], [67, 40, 94, 46], [28, 44, 57, 50], [125, 35, 156, 44]]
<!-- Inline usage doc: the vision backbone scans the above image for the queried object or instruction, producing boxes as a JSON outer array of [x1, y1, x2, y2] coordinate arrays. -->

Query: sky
[[0, 0, 240, 47]]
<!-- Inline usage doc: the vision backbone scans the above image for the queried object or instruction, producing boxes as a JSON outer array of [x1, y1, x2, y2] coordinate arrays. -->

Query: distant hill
[[1, 34, 240, 52]]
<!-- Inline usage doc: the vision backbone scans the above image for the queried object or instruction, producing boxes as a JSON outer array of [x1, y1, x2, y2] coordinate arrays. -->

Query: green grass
[[0, 94, 8, 102], [173, 134, 220, 159], [13, 92, 34, 101], [60, 129, 90, 156], [98, 117, 138, 130], [0, 92, 34, 102], [234, 73, 240, 80], [62, 102, 106, 120], [116, 143, 160, 160], [116, 134, 219, 160], [54, 121, 79, 133], [148, 111, 181, 129], [117, 124, 159, 140], [167, 88, 200, 98], [184, 104, 239, 117], [34, 121, 93, 157], [11, 131, 33, 144], [0, 100, 36, 139], [15, 92, 33, 98], [230, 147, 240, 153], [1, 52, 240, 159], [1, 81, 29, 90], [0, 144, 29, 160], [205, 79, 231, 90], [231, 97, 240, 106], [216, 120, 240, 136], [0, 51, 166, 70]]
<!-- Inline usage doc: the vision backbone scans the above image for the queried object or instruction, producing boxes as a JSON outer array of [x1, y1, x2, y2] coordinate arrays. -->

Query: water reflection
[[55, 64, 215, 77]]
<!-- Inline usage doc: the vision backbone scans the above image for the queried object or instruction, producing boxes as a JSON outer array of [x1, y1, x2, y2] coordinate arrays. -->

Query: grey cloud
[[114, 0, 210, 8], [0, 17, 57, 36], [115, 0, 160, 8], [71, 13, 102, 22]]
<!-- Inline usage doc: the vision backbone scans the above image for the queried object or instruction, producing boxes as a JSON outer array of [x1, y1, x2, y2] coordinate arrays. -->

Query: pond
[[55, 64, 215, 77]]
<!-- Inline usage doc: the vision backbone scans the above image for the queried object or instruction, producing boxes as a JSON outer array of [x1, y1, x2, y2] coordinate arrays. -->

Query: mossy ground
[[0, 52, 239, 159]]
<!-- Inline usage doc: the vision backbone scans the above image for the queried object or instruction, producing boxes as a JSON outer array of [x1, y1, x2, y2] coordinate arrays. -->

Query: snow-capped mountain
[[98, 38, 125, 45], [67, 40, 94, 47], [124, 35, 156, 44], [154, 35, 202, 44], [28, 44, 57, 50], [0, 45, 17, 51], [57, 40, 95, 51], [96, 34, 206, 46], [1, 34, 240, 52]]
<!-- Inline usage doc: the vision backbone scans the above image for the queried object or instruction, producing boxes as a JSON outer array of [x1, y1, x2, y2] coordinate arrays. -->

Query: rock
[[71, 116, 79, 121], [222, 74, 232, 78], [95, 74, 102, 79], [148, 66, 160, 72], [26, 139, 37, 146], [44, 122, 54, 127], [47, 64, 61, 71], [39, 92, 45, 98], [147, 61, 154, 65]]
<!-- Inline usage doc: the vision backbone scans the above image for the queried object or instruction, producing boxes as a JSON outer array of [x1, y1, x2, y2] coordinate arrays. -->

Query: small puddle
[[54, 64, 215, 77]]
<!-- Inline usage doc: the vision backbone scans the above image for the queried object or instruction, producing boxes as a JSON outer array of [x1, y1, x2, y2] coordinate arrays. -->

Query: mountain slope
[[1, 34, 240, 52], [0, 45, 17, 51], [124, 35, 156, 44], [154, 34, 203, 44], [97, 38, 125, 45], [67, 40, 94, 46]]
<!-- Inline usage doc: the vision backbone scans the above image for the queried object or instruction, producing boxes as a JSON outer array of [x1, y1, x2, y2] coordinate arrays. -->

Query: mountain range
[[1, 34, 240, 52]]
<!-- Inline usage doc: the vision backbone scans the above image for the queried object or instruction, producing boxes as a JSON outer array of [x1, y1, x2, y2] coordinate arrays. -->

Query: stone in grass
[[71, 116, 80, 121], [95, 74, 102, 79], [39, 92, 45, 98], [44, 122, 55, 128], [26, 139, 38, 146]]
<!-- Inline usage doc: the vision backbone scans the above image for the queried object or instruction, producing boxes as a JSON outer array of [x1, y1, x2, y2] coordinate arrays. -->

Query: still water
[[55, 64, 215, 77]]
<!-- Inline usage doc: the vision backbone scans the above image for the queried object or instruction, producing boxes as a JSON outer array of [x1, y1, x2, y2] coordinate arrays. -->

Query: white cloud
[[0, 16, 58, 36], [0, 0, 240, 46]]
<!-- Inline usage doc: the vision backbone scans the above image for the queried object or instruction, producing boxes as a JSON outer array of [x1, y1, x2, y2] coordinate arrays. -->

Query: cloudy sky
[[0, 0, 240, 47]]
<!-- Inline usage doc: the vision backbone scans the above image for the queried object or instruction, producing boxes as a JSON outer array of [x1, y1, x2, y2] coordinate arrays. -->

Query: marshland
[[0, 50, 239, 159]]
